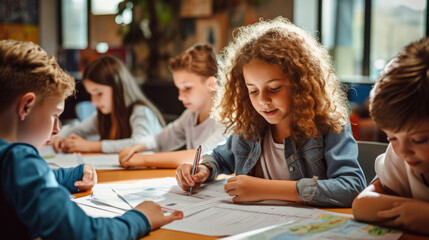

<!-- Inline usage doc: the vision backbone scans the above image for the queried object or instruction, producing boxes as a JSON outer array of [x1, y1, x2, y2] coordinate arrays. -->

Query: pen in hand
[[189, 145, 202, 196]]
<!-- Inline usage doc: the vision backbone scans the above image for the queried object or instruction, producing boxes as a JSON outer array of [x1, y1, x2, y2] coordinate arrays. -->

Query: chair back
[[357, 141, 388, 185]]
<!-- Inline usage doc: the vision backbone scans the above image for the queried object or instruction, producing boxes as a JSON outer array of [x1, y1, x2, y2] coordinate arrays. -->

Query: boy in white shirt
[[352, 38, 429, 236]]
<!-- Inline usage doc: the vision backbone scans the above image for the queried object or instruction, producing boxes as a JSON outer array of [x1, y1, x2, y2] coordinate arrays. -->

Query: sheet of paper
[[81, 154, 124, 170], [91, 185, 133, 211], [39, 145, 57, 156], [112, 178, 232, 217], [220, 213, 402, 240], [42, 153, 83, 169], [73, 195, 125, 218], [164, 202, 321, 236], [107, 177, 334, 236], [93, 177, 383, 237]]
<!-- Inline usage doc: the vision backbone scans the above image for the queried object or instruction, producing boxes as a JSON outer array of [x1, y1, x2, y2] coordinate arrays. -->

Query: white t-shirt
[[375, 144, 429, 201], [139, 110, 229, 154], [253, 128, 291, 180], [58, 105, 163, 153]]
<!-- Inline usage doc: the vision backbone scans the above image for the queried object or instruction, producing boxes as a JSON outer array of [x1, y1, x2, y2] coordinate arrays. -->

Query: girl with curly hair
[[176, 17, 366, 207]]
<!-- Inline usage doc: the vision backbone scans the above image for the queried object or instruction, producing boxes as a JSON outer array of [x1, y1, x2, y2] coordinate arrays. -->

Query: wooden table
[[74, 169, 429, 240]]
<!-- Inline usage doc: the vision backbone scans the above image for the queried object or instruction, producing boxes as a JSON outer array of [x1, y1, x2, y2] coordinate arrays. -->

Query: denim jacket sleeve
[[297, 124, 366, 207], [201, 135, 251, 181]]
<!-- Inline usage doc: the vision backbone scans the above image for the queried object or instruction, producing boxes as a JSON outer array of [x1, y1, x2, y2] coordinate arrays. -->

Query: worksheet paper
[[81, 152, 154, 170], [40, 145, 155, 170], [72, 195, 125, 218], [82, 154, 123, 170], [108, 177, 330, 236], [41, 148, 125, 170], [42, 153, 83, 169]]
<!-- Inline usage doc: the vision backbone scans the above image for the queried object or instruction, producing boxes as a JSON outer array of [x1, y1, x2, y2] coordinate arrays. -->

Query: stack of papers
[[72, 177, 401, 238]]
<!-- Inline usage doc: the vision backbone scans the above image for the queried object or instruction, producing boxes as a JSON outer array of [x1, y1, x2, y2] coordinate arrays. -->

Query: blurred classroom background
[[1, 0, 427, 142]]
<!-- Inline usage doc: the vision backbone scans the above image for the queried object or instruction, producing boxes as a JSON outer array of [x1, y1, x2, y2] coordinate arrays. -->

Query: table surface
[[74, 168, 429, 240]]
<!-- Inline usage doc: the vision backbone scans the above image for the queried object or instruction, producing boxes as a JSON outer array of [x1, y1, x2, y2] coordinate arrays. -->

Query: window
[[321, 0, 364, 80], [318, 0, 427, 83], [61, 0, 88, 49], [91, 0, 122, 15], [370, 0, 426, 78]]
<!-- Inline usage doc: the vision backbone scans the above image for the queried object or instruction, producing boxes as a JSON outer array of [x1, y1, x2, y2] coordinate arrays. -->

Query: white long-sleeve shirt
[[58, 105, 163, 153], [138, 110, 229, 154]]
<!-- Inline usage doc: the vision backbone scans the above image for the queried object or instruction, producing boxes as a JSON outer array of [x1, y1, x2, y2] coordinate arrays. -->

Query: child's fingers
[[53, 143, 59, 153], [53, 138, 63, 153], [119, 157, 129, 167], [226, 176, 237, 183], [232, 195, 244, 203], [74, 180, 84, 187], [164, 211, 183, 223], [377, 207, 400, 218], [118, 149, 131, 167], [68, 133, 79, 139], [180, 164, 194, 185], [192, 171, 208, 183], [120, 149, 134, 164], [175, 166, 192, 191], [224, 182, 239, 197], [83, 169, 93, 182]]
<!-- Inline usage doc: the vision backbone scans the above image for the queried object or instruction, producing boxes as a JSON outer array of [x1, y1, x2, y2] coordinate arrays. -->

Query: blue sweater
[[0, 138, 151, 239]]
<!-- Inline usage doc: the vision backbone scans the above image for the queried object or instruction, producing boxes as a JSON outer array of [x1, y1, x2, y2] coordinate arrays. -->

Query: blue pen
[[189, 145, 202, 196]]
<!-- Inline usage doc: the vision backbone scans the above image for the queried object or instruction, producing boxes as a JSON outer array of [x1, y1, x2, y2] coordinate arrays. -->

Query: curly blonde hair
[[214, 17, 349, 141], [0, 40, 75, 113]]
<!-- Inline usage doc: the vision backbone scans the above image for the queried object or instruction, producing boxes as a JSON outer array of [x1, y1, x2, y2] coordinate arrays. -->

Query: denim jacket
[[201, 124, 366, 207]]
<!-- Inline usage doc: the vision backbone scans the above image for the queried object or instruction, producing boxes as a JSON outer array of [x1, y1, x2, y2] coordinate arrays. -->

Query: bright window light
[[91, 0, 122, 15]]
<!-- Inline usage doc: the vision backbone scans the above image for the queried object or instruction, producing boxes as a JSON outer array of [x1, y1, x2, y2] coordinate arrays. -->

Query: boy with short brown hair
[[352, 38, 429, 236]]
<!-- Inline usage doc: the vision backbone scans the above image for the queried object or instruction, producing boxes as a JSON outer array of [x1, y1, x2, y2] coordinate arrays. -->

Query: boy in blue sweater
[[0, 40, 182, 239]]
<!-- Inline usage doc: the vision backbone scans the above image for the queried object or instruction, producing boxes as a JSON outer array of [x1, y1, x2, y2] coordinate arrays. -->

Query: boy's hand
[[175, 163, 210, 191], [224, 175, 266, 202], [134, 201, 183, 230], [52, 136, 66, 153], [377, 200, 429, 235], [74, 164, 97, 192]]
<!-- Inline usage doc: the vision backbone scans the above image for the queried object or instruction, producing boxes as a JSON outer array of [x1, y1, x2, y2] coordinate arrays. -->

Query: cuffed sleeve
[[304, 124, 366, 207], [53, 164, 84, 193]]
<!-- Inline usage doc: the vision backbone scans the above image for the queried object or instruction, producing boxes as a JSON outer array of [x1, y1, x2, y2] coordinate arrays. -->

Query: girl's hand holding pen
[[175, 163, 210, 191]]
